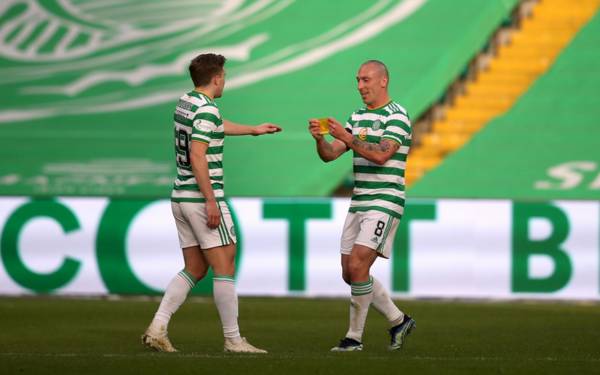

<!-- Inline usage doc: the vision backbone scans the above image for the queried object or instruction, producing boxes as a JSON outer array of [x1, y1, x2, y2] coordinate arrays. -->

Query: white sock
[[150, 270, 196, 331], [213, 275, 242, 343], [345, 279, 374, 343], [371, 276, 404, 326]]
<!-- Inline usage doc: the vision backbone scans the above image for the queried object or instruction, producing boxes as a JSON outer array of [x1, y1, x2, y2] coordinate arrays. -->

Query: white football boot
[[224, 337, 267, 354], [141, 324, 178, 353]]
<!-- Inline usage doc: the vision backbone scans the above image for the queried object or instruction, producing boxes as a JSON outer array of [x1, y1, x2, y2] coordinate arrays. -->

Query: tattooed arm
[[348, 138, 400, 165], [327, 117, 400, 165]]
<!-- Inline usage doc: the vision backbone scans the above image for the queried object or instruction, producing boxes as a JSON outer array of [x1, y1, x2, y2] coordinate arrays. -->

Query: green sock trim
[[213, 274, 235, 282], [351, 284, 373, 290], [351, 279, 373, 296], [351, 290, 374, 296], [352, 279, 373, 287], [351, 288, 373, 295], [178, 270, 197, 288]]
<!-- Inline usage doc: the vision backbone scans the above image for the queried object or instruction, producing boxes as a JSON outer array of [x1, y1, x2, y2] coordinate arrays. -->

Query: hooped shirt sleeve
[[382, 112, 411, 145], [191, 104, 220, 144]]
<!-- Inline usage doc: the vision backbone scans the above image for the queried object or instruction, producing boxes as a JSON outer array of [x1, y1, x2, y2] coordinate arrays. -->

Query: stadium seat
[[406, 0, 599, 187]]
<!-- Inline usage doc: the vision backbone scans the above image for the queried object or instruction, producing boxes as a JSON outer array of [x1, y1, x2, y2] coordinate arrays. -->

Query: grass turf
[[1, 297, 599, 374]]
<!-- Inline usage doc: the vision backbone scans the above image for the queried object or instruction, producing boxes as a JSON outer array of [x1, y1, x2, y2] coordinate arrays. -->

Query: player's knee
[[212, 263, 235, 277], [347, 260, 367, 280], [186, 267, 207, 281]]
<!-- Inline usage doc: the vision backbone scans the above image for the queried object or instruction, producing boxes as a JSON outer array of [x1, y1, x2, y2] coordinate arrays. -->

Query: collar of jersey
[[364, 100, 393, 112], [190, 90, 214, 103]]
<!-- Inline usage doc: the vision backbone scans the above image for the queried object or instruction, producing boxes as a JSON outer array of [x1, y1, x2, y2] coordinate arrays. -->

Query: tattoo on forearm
[[317, 139, 335, 158], [351, 139, 397, 153], [319, 140, 332, 153]]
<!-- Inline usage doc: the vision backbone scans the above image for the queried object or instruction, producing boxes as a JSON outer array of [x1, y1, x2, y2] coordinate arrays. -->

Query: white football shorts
[[340, 210, 400, 258], [171, 200, 237, 250]]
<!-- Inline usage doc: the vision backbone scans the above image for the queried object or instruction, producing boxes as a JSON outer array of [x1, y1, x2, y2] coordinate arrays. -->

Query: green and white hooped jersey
[[345, 100, 412, 219], [171, 91, 225, 203]]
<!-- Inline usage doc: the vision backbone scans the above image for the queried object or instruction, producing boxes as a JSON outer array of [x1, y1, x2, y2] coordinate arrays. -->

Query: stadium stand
[[410, 4, 600, 200], [407, 0, 600, 189]]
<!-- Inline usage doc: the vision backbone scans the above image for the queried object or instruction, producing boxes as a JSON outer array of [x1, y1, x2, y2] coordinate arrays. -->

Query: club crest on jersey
[[372, 120, 381, 131], [358, 128, 368, 141]]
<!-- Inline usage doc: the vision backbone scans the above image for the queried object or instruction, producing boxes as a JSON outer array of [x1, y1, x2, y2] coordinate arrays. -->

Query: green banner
[[0, 0, 517, 197]]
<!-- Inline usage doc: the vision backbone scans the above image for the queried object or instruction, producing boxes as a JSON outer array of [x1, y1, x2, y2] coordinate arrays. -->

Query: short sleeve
[[191, 105, 219, 143], [382, 113, 411, 145]]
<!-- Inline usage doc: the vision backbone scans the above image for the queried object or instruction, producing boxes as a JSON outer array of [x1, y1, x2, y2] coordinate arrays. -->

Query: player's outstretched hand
[[308, 118, 323, 141], [254, 123, 282, 136]]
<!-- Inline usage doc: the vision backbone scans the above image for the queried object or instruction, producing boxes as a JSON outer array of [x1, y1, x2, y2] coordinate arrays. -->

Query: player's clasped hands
[[326, 118, 345, 140], [308, 117, 347, 141], [308, 118, 323, 140]]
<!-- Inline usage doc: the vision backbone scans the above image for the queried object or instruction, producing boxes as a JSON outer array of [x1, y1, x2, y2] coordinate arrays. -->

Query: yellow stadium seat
[[405, 0, 598, 187]]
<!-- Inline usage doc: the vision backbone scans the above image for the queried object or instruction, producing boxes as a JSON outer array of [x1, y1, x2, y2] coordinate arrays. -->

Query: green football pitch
[[1, 297, 599, 374]]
